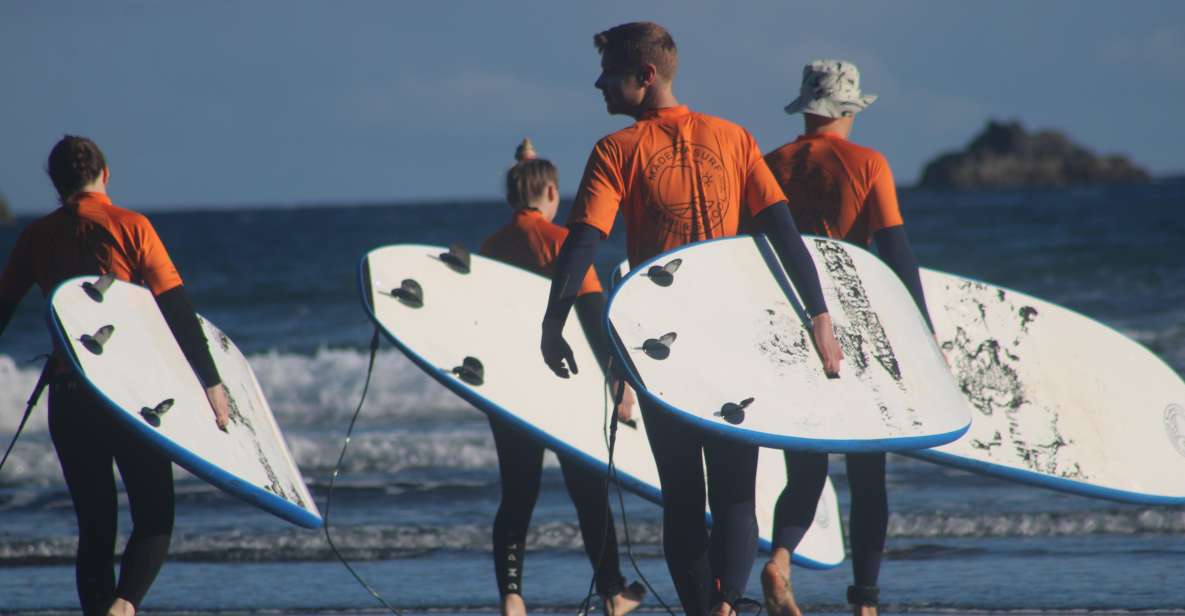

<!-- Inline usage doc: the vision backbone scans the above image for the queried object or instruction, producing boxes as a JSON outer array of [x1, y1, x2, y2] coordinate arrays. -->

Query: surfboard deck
[[360, 244, 845, 568], [910, 269, 1185, 505], [48, 276, 321, 529], [606, 236, 971, 453]]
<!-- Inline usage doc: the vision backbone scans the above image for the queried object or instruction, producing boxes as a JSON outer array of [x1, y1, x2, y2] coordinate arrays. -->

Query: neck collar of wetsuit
[[638, 105, 690, 121]]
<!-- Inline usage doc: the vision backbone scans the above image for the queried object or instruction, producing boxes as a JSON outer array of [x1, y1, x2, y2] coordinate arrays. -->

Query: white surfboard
[[607, 236, 970, 453], [48, 276, 321, 528], [360, 244, 845, 568], [909, 270, 1185, 504]]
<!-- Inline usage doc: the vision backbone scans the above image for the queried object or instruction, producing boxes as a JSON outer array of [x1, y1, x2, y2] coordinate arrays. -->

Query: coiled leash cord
[[323, 327, 403, 614]]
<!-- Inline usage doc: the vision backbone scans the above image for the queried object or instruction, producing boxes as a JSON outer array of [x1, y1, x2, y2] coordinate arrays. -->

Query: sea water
[[1, 180, 1183, 613]]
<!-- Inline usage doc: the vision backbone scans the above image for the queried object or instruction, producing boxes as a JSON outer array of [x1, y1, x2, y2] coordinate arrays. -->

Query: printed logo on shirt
[[642, 140, 730, 241]]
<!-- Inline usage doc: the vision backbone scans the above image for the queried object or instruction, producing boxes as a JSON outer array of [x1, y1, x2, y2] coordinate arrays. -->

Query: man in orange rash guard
[[0, 136, 230, 616], [760, 60, 935, 616], [537, 23, 844, 616], [478, 139, 646, 616]]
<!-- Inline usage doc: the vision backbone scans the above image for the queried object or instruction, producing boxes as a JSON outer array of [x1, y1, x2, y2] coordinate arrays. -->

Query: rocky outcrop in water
[[919, 120, 1150, 189]]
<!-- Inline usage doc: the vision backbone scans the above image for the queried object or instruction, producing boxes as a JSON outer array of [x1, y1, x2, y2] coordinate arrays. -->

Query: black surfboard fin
[[440, 244, 471, 274], [640, 332, 677, 360], [390, 279, 424, 308], [452, 356, 484, 386], [643, 258, 682, 287], [82, 273, 116, 302], [714, 397, 755, 425], [140, 398, 175, 428], [80, 325, 115, 355]]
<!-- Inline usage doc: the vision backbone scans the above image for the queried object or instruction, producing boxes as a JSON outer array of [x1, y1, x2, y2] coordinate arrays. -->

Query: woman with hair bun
[[477, 139, 645, 616]]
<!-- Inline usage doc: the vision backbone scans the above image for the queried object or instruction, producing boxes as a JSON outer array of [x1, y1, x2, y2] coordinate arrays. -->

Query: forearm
[[573, 291, 613, 375], [873, 225, 933, 332], [155, 285, 222, 387], [543, 223, 602, 331], [754, 202, 829, 317]]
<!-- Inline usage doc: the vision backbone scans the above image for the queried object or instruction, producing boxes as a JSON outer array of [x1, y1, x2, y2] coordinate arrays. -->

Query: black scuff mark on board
[[815, 240, 902, 385], [756, 307, 812, 370], [939, 295, 1087, 480], [205, 321, 308, 510], [1018, 306, 1038, 331]]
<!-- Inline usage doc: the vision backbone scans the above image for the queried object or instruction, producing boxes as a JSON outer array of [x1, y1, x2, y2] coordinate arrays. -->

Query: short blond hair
[[594, 22, 678, 84]]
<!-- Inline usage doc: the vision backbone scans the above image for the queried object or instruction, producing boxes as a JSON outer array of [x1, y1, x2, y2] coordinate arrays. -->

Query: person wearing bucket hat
[[760, 60, 934, 616]]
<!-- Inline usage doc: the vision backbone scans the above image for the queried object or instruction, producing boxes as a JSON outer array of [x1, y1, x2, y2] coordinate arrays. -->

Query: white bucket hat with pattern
[[784, 59, 877, 118]]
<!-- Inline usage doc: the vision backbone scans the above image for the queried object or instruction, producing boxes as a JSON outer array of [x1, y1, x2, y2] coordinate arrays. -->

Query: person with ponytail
[[477, 139, 645, 616], [0, 135, 229, 616]]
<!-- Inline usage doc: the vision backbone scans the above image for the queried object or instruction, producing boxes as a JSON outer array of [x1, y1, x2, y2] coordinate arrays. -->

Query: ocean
[[1, 180, 1183, 614]]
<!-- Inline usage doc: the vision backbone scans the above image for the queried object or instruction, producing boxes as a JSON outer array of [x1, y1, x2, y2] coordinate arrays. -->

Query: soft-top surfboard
[[606, 235, 971, 453], [360, 244, 845, 568], [911, 270, 1185, 505], [48, 275, 321, 528]]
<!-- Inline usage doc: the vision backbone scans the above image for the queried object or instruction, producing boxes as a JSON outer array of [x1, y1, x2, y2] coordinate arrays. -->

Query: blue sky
[[2, 1, 1183, 214]]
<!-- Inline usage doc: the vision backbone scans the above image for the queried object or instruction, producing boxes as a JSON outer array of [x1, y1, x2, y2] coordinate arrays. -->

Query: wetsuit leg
[[703, 433, 760, 605], [771, 451, 829, 552], [557, 454, 624, 597], [488, 416, 545, 597], [111, 420, 174, 608], [638, 397, 712, 614], [846, 453, 888, 588], [48, 379, 119, 616]]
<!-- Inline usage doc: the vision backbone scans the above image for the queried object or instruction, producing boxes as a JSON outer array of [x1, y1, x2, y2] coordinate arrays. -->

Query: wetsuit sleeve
[[873, 225, 933, 332], [754, 202, 829, 317], [155, 285, 222, 388], [542, 223, 602, 332], [566, 139, 624, 238], [572, 291, 615, 377], [0, 228, 36, 336]]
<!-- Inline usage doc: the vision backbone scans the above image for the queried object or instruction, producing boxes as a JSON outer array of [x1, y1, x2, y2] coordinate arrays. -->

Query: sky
[[2, 1, 1183, 214]]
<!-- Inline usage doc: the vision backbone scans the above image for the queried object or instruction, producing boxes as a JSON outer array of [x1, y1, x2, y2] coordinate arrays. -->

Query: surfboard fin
[[80, 325, 115, 355], [390, 279, 424, 308], [440, 244, 471, 274], [452, 356, 484, 386], [82, 273, 117, 302], [640, 332, 677, 360], [140, 398, 175, 428], [715, 397, 755, 425], [643, 259, 682, 287]]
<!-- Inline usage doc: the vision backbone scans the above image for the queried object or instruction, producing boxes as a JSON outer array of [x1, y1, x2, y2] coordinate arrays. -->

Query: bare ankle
[[107, 598, 135, 616], [500, 593, 526, 616]]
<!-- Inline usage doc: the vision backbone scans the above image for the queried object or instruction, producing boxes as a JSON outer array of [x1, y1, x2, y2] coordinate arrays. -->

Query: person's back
[[764, 133, 900, 246], [477, 141, 643, 616], [542, 23, 843, 616]]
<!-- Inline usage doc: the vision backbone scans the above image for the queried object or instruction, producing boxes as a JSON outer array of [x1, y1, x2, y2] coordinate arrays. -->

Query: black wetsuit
[[543, 205, 830, 612]]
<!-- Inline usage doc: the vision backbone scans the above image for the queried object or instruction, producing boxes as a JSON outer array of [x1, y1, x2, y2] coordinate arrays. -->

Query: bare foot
[[603, 581, 646, 616], [500, 593, 526, 616], [761, 559, 803, 616], [852, 605, 878, 616], [709, 601, 735, 616], [107, 598, 135, 616]]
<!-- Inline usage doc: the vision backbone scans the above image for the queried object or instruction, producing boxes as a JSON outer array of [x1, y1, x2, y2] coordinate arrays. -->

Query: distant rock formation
[[919, 120, 1150, 189]]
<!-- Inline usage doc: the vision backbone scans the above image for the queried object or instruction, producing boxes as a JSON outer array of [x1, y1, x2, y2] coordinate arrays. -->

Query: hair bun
[[515, 138, 537, 162]]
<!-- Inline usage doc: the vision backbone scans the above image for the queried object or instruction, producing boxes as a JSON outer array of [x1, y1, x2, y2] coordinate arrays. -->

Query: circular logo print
[[642, 141, 730, 241], [1165, 404, 1185, 458]]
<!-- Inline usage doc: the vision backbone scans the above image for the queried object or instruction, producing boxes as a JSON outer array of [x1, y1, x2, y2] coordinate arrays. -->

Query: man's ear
[[637, 64, 658, 86], [547, 183, 558, 202], [101, 166, 111, 186]]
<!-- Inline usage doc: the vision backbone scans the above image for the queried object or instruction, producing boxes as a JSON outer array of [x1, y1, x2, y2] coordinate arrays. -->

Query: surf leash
[[0, 355, 53, 474], [323, 327, 403, 615], [579, 353, 677, 616]]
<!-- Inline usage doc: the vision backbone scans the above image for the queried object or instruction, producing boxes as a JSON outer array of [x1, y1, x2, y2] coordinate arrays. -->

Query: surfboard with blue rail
[[48, 275, 322, 529], [606, 235, 971, 453], [360, 243, 845, 568], [912, 269, 1185, 505]]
